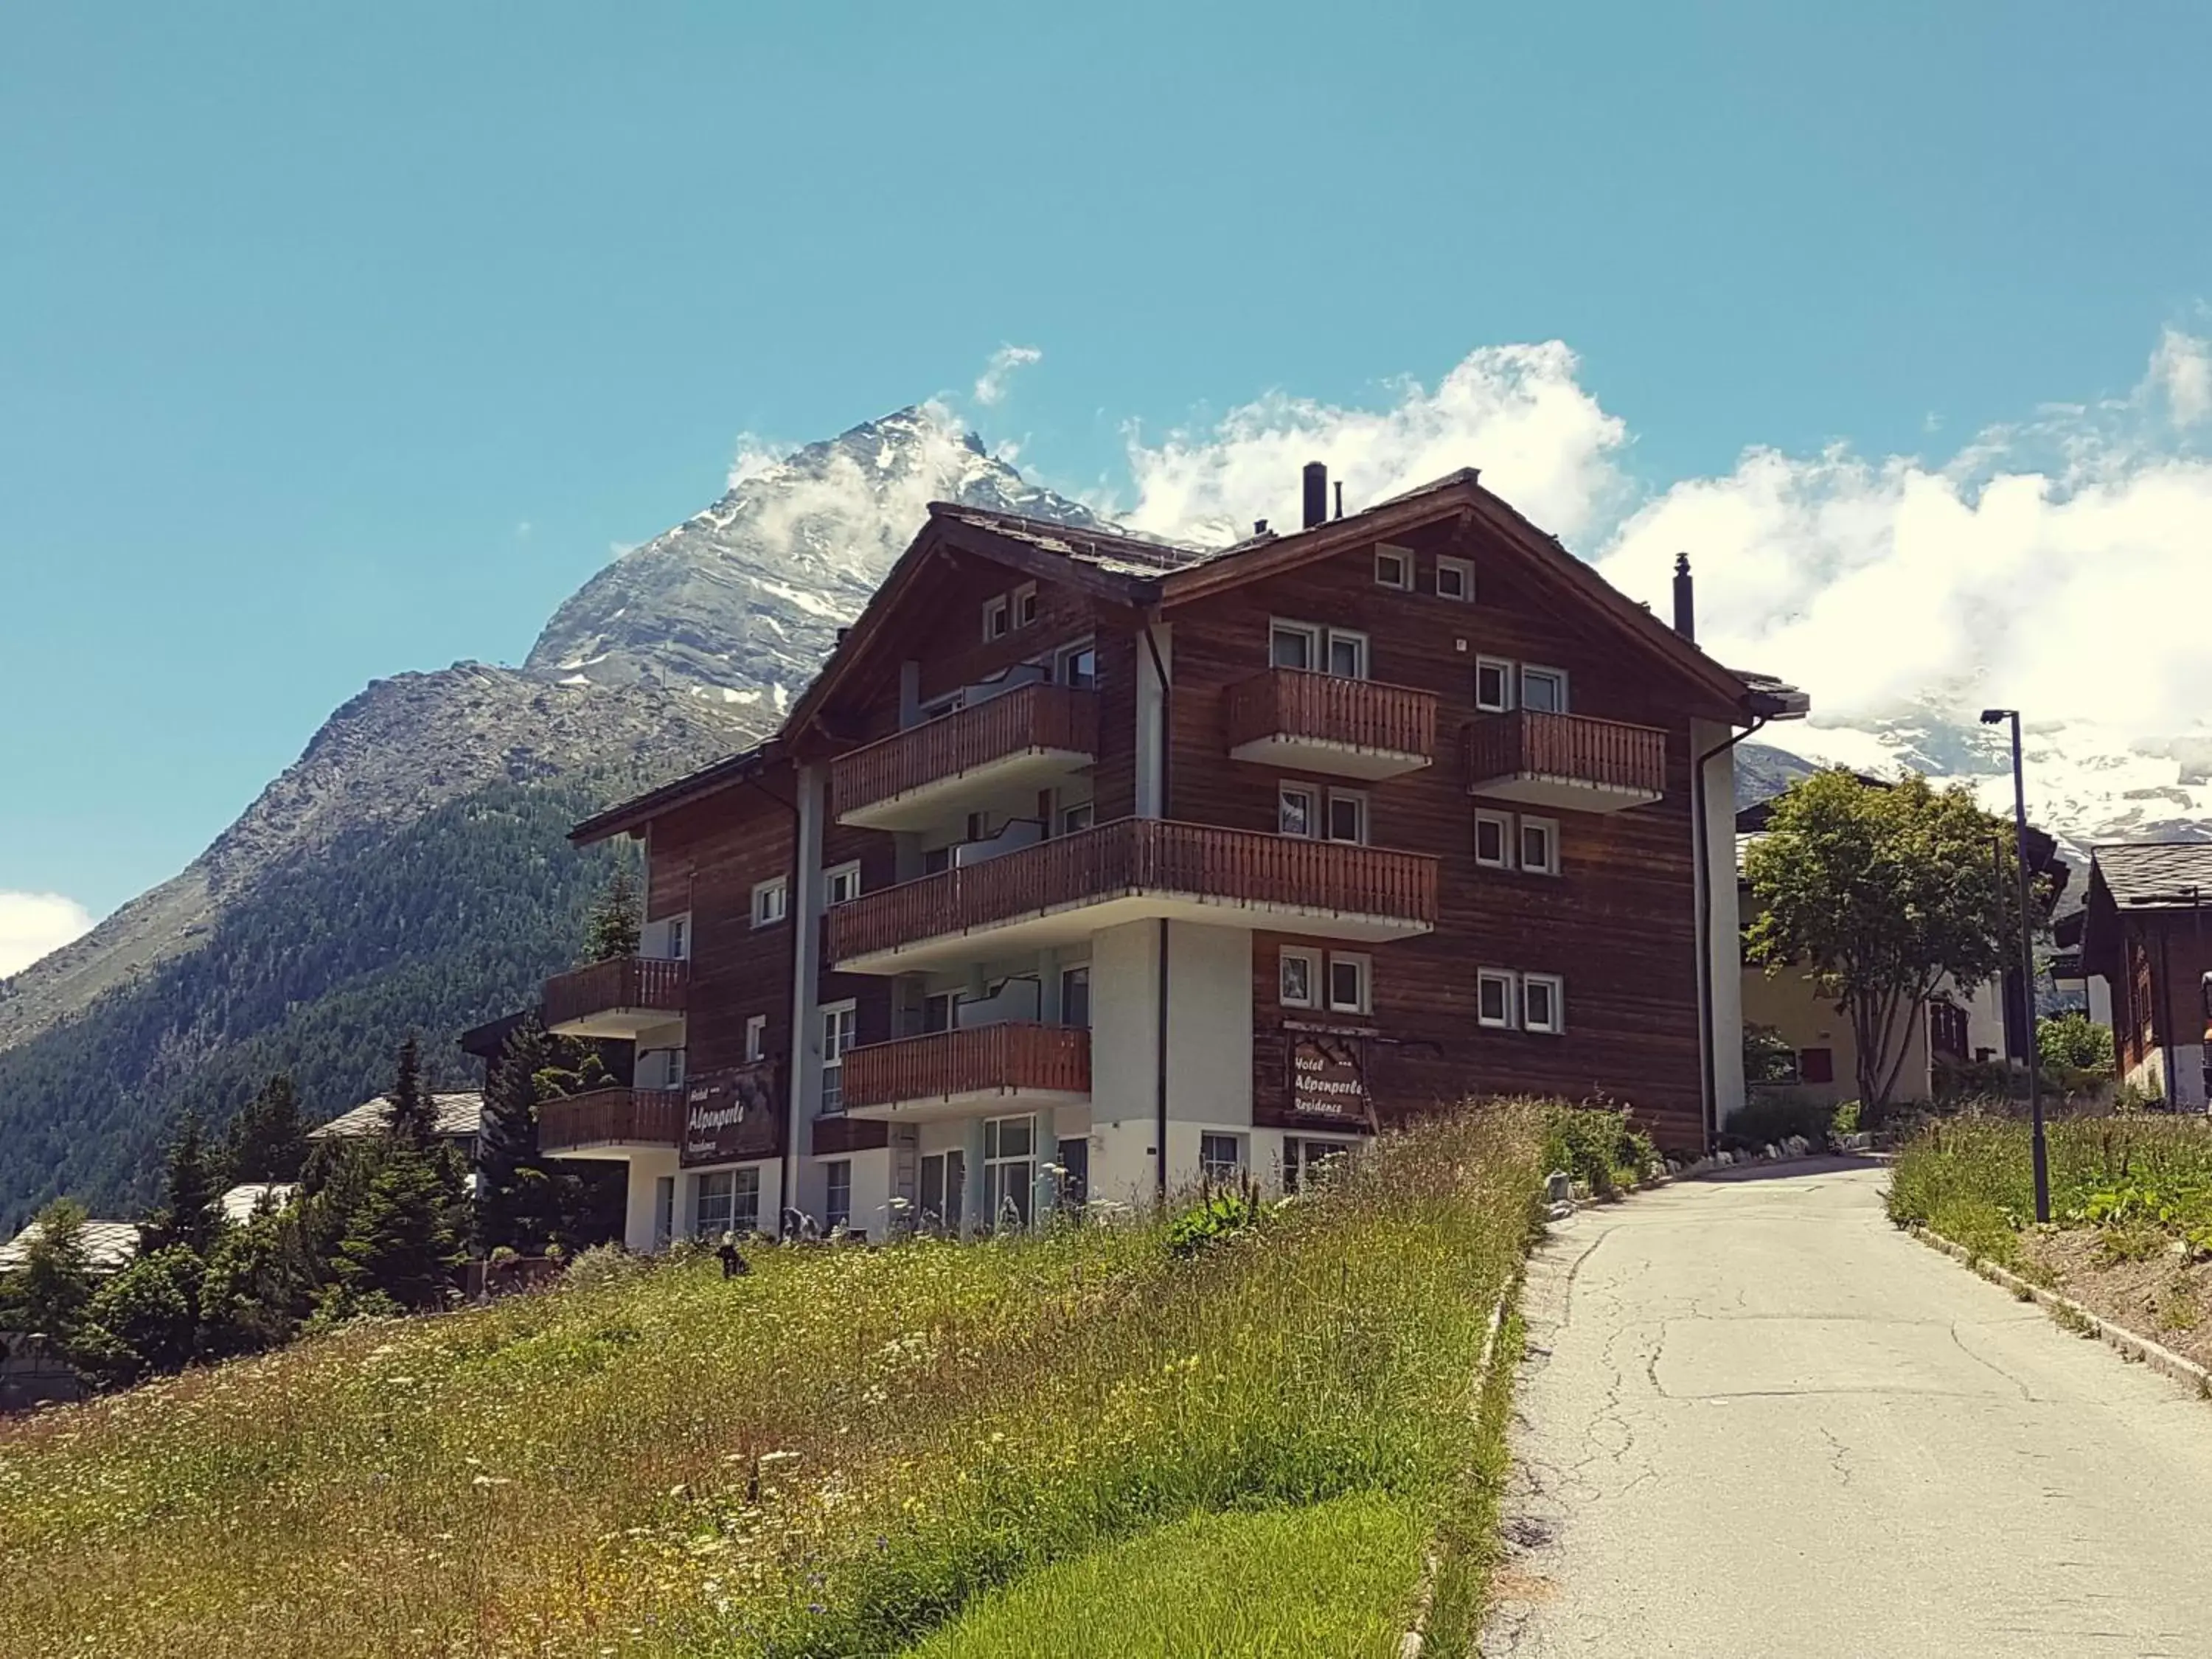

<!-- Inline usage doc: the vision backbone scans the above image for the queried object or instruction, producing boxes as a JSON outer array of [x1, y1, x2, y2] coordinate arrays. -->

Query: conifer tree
[[585, 866, 642, 962], [383, 1035, 439, 1152], [477, 1020, 553, 1255], [222, 1074, 310, 1184], [0, 1197, 96, 1343], [333, 1144, 466, 1310], [145, 1113, 225, 1259]]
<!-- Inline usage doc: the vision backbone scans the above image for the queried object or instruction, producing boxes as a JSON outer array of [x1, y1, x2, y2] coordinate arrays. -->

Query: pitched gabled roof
[[219, 1182, 298, 1223], [0, 1217, 140, 1275], [568, 740, 789, 846], [309, 1093, 484, 1141], [2088, 841, 2212, 909]]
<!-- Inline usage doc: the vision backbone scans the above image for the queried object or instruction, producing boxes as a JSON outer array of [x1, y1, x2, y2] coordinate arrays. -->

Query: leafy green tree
[[2039, 1011, 2116, 1075], [222, 1074, 310, 1184], [0, 1197, 97, 1344], [1743, 1023, 1800, 1085], [144, 1113, 226, 1259], [384, 1036, 439, 1152], [199, 1201, 315, 1357], [332, 1143, 467, 1311], [1746, 771, 2017, 1118], [72, 1246, 204, 1386], [584, 866, 641, 962]]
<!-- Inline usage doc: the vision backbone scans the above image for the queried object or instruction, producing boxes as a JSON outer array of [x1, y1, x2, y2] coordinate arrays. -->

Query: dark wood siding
[[1175, 520, 1711, 1150]]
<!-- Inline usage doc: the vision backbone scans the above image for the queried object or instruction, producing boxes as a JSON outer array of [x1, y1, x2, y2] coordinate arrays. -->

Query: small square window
[[1474, 810, 1512, 869], [1474, 657, 1514, 713], [745, 1015, 768, 1064], [983, 596, 1011, 641], [1477, 969, 1517, 1029], [1279, 947, 1318, 1009], [1013, 583, 1039, 628], [1270, 621, 1318, 670], [1279, 784, 1317, 839], [1325, 629, 1368, 680], [1374, 546, 1413, 591], [1520, 667, 1568, 714], [1327, 954, 1371, 1015], [1056, 642, 1097, 688], [1060, 800, 1096, 835], [1519, 818, 1559, 876], [1436, 557, 1474, 602], [1199, 1133, 1244, 1183], [825, 861, 862, 905], [752, 877, 789, 928], [1325, 791, 1368, 845], [1523, 973, 1565, 1034]]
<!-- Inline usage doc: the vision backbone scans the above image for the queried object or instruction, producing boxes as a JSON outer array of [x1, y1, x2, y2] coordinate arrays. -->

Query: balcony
[[842, 1023, 1091, 1123], [541, 956, 688, 1039], [1224, 669, 1436, 779], [828, 817, 1437, 973], [538, 1087, 684, 1154], [1464, 710, 1667, 813], [830, 683, 1099, 831]]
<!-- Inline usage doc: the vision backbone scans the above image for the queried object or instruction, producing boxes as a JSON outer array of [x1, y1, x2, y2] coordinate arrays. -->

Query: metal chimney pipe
[[1672, 553, 1695, 641], [1334, 481, 1343, 520], [1302, 462, 1327, 530]]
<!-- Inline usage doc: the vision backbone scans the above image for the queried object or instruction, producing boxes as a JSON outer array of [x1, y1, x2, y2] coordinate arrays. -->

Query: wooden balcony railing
[[1465, 710, 1667, 798], [828, 817, 1439, 963], [541, 956, 689, 1029], [830, 683, 1099, 821], [538, 1087, 685, 1152], [842, 1023, 1092, 1112], [1224, 669, 1437, 759]]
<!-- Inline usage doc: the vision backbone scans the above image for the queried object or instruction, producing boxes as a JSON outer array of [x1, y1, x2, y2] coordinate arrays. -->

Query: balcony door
[[919, 1149, 965, 1236], [983, 1113, 1037, 1229], [820, 1001, 858, 1113]]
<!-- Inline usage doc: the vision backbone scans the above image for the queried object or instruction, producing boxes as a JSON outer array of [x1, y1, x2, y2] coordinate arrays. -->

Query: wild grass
[[0, 1105, 1551, 1659], [1888, 1113, 2212, 1265], [906, 1492, 1425, 1658]]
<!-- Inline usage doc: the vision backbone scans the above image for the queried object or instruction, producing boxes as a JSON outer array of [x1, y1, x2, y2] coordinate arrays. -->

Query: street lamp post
[[1981, 708, 2049, 1222]]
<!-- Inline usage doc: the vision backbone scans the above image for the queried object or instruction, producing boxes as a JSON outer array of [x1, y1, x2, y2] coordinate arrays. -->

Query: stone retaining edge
[[1399, 1269, 1521, 1659], [1909, 1223, 2212, 1399]]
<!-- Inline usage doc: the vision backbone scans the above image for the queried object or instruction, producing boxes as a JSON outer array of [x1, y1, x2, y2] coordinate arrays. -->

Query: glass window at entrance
[[984, 1114, 1037, 1229]]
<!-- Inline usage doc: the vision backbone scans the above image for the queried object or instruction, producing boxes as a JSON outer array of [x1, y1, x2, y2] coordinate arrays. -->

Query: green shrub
[[2039, 1012, 2115, 1076], [1164, 1186, 1271, 1257], [1723, 1096, 1834, 1149], [1542, 1104, 1656, 1199], [1832, 1099, 1863, 1136]]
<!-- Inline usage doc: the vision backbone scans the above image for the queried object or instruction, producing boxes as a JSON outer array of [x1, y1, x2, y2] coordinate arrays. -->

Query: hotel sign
[[1289, 1034, 1368, 1121], [681, 1063, 780, 1167]]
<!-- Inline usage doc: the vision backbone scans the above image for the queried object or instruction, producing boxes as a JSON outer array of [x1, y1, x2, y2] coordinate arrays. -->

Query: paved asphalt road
[[1483, 1158, 2212, 1658]]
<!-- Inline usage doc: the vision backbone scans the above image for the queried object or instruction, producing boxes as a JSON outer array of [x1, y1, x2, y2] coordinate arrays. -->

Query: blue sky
[[4, 0, 2209, 960]]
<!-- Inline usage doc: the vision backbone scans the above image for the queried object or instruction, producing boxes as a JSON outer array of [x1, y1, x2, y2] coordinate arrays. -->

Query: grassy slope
[[0, 1109, 1545, 1659]]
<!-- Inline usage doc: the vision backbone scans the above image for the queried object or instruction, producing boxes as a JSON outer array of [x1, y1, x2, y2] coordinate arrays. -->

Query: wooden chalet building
[[526, 465, 1807, 1247], [2080, 842, 2212, 1110]]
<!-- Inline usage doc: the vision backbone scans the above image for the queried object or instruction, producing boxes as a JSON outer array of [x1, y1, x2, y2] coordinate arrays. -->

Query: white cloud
[[1116, 343, 1629, 549], [2149, 326, 2212, 427], [0, 892, 94, 978], [973, 344, 1043, 408]]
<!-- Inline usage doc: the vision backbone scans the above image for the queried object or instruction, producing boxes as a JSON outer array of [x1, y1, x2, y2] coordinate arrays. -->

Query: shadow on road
[[1682, 1153, 1888, 1185]]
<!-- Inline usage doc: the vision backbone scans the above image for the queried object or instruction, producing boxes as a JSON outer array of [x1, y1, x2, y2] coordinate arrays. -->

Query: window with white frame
[[658, 913, 689, 960], [1279, 782, 1317, 839], [1054, 640, 1098, 688], [982, 594, 1011, 641], [1284, 1137, 1352, 1194], [1436, 556, 1474, 602], [824, 861, 862, 905], [1325, 627, 1368, 679], [752, 877, 789, 928], [692, 1169, 734, 1237], [1270, 619, 1318, 670], [663, 1046, 687, 1090], [1327, 953, 1371, 1016], [1013, 583, 1039, 628], [1518, 816, 1560, 876], [921, 990, 958, 1034], [1477, 968, 1517, 1028], [1374, 545, 1413, 591], [1059, 799, 1095, 835], [731, 1166, 762, 1234], [1474, 656, 1514, 713], [1279, 946, 1319, 1009], [1325, 790, 1368, 846], [823, 1160, 852, 1230], [1199, 1133, 1244, 1184], [1474, 808, 1512, 869], [745, 1014, 768, 1064], [1521, 973, 1565, 1034], [983, 1114, 1036, 1228], [1060, 964, 1092, 1029], [1520, 665, 1568, 714], [819, 1001, 858, 1113]]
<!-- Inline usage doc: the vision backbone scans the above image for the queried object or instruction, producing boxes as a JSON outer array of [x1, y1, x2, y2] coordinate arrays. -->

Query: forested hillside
[[0, 778, 638, 1229]]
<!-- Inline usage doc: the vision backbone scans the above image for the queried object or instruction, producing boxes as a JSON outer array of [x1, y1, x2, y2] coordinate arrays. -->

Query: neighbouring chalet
[[501, 465, 1807, 1248], [1736, 790, 2067, 1110], [2081, 842, 2212, 1109]]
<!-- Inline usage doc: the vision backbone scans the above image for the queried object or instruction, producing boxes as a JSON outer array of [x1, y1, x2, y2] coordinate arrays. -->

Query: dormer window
[[982, 595, 1010, 641], [1436, 557, 1473, 602], [1013, 583, 1039, 628], [1374, 546, 1413, 591]]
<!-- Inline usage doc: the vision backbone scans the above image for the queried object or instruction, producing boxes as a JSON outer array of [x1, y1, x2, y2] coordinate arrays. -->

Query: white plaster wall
[[1088, 919, 1161, 1159], [1166, 921, 1253, 1124], [2171, 1044, 2209, 1110], [1135, 624, 1170, 818], [620, 1148, 681, 1252], [1694, 720, 1747, 1143], [795, 1149, 894, 1240]]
